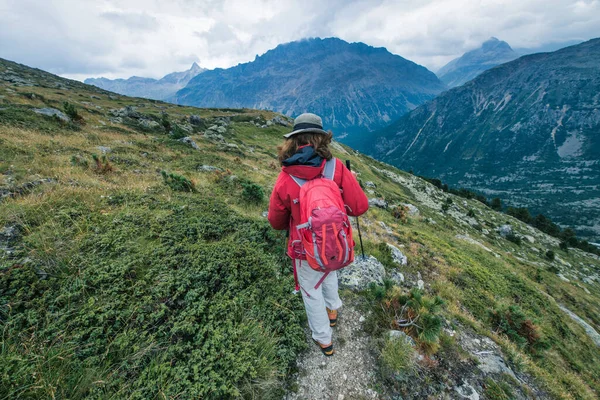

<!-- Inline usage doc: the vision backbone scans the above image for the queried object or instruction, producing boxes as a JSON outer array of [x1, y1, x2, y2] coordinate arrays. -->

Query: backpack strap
[[289, 158, 336, 187], [323, 158, 336, 180]]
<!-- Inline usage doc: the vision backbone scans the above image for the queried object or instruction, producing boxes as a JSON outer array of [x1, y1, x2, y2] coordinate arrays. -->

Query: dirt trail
[[285, 297, 381, 400]]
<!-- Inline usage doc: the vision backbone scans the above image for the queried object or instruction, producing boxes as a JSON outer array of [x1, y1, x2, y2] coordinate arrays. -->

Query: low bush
[[545, 250, 555, 261], [161, 170, 195, 192], [0, 194, 306, 399], [392, 205, 409, 223], [241, 181, 265, 203], [489, 305, 548, 354], [506, 232, 522, 245], [63, 101, 84, 124], [91, 153, 113, 174], [380, 335, 416, 380]]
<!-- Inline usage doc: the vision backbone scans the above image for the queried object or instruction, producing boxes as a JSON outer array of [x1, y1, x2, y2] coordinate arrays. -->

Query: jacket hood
[[281, 145, 326, 180]]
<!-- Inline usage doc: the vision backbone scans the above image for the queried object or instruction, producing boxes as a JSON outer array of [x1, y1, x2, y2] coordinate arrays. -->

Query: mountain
[[370, 38, 600, 241], [85, 62, 205, 100], [171, 37, 446, 144], [2, 57, 600, 399], [437, 37, 519, 87]]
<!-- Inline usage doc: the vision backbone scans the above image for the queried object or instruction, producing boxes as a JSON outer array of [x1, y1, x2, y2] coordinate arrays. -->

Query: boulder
[[386, 243, 407, 265], [216, 126, 227, 134], [388, 269, 405, 286], [338, 255, 385, 291], [138, 119, 160, 129], [197, 165, 222, 172], [33, 108, 70, 122], [497, 224, 512, 237], [189, 115, 202, 125], [402, 203, 420, 216], [364, 181, 376, 188], [368, 198, 388, 209], [272, 116, 289, 126], [179, 137, 200, 150]]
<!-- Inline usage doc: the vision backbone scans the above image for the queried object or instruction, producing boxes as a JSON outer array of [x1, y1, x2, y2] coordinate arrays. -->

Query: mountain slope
[[437, 37, 519, 87], [172, 37, 446, 144], [370, 38, 600, 241], [1, 57, 600, 399], [85, 62, 205, 100]]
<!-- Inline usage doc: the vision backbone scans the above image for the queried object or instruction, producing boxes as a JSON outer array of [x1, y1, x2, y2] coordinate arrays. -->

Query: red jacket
[[268, 148, 369, 259]]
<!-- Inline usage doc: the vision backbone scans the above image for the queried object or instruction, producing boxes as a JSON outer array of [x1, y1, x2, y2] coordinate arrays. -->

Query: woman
[[268, 112, 369, 356]]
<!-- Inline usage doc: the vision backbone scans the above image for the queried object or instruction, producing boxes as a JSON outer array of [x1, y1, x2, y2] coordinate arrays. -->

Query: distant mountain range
[[437, 38, 519, 88], [171, 37, 446, 143], [369, 38, 600, 240], [85, 63, 205, 100]]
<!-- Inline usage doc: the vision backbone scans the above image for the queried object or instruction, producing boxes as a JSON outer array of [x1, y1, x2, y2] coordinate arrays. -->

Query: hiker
[[267, 113, 369, 356]]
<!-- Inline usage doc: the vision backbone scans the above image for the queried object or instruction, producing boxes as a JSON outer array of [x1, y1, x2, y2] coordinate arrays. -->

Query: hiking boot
[[326, 307, 338, 327], [313, 339, 334, 357]]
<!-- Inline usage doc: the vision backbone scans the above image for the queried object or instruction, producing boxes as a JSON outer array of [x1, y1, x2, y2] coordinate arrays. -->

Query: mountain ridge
[[85, 62, 205, 100], [437, 37, 519, 87], [370, 38, 600, 241], [171, 37, 446, 143]]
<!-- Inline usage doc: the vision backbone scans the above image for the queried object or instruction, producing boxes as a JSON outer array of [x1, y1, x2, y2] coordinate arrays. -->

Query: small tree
[[491, 197, 502, 211]]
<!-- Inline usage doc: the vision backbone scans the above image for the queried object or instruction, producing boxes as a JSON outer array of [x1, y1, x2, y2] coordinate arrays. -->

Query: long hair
[[277, 131, 333, 165]]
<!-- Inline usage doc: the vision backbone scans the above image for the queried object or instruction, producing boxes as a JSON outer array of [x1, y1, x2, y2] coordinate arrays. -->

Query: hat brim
[[283, 127, 329, 139]]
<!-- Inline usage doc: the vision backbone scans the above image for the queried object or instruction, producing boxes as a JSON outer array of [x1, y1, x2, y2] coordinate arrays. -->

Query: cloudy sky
[[1, 0, 599, 81]]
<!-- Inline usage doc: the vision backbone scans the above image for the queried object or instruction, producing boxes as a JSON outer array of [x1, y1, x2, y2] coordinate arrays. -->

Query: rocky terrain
[[1, 57, 600, 399], [85, 62, 205, 100], [437, 38, 519, 88], [370, 38, 600, 242], [171, 37, 446, 145]]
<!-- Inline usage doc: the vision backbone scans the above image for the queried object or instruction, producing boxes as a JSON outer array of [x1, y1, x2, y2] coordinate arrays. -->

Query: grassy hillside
[[1, 58, 600, 399]]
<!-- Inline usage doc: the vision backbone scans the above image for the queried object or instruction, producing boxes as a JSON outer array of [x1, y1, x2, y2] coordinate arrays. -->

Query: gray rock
[[197, 165, 222, 172], [33, 108, 70, 122], [417, 279, 425, 290], [97, 146, 111, 154], [388, 330, 416, 346], [262, 211, 269, 218], [386, 243, 407, 265], [364, 181, 376, 188], [207, 124, 219, 131], [189, 114, 202, 125], [216, 126, 227, 134], [402, 203, 420, 216], [338, 255, 385, 291], [559, 304, 600, 347], [266, 120, 274, 126], [497, 224, 512, 237], [179, 137, 200, 150], [138, 119, 160, 129], [272, 115, 289, 126], [455, 382, 480, 400], [109, 106, 140, 119], [368, 198, 388, 209], [388, 269, 405, 286], [218, 143, 240, 152]]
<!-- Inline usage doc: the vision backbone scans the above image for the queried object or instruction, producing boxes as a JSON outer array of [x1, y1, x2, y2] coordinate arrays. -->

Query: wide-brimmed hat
[[283, 113, 328, 138]]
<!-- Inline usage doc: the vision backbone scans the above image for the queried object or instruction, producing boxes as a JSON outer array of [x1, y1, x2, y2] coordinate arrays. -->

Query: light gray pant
[[296, 260, 343, 345]]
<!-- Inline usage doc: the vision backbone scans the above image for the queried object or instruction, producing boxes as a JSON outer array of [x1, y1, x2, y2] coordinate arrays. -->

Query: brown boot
[[326, 307, 338, 327], [313, 339, 334, 356]]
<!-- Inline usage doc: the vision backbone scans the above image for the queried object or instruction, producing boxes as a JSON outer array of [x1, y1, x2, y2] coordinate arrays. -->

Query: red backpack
[[289, 158, 355, 291]]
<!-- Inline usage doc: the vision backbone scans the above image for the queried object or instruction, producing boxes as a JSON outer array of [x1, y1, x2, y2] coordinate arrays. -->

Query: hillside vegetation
[[1, 58, 600, 399]]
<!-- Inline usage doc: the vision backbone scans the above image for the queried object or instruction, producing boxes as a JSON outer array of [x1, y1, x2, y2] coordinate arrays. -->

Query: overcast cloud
[[0, 0, 599, 81]]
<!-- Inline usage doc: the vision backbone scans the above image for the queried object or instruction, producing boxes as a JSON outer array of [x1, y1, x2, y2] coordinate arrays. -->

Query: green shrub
[[467, 209, 476, 218], [0, 194, 305, 399], [484, 377, 514, 400], [169, 124, 187, 139], [489, 305, 548, 354], [506, 232, 522, 245], [71, 154, 89, 168], [161, 170, 195, 192], [241, 181, 264, 203], [91, 153, 113, 174], [380, 336, 416, 378], [391, 205, 409, 223], [545, 250, 555, 261], [63, 101, 83, 123]]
